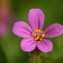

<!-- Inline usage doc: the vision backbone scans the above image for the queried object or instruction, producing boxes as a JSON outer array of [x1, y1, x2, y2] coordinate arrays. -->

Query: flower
[[0, 0, 17, 36], [0, 0, 9, 35], [12, 8, 63, 53]]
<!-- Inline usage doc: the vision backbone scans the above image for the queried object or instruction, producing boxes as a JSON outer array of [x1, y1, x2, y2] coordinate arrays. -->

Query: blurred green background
[[0, 0, 63, 63]]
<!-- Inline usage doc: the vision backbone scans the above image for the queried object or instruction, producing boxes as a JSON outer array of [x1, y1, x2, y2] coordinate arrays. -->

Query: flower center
[[32, 30, 45, 41]]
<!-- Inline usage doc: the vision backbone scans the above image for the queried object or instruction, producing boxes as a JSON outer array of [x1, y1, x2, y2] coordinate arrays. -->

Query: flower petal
[[37, 39, 53, 53], [20, 38, 36, 52], [28, 8, 44, 30], [12, 21, 32, 38], [0, 24, 7, 35], [44, 23, 63, 38]]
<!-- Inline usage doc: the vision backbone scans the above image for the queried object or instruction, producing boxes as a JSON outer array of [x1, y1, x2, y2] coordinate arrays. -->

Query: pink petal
[[0, 24, 7, 35], [20, 38, 36, 52], [12, 21, 32, 38], [44, 23, 63, 38], [37, 39, 53, 53], [28, 8, 44, 30]]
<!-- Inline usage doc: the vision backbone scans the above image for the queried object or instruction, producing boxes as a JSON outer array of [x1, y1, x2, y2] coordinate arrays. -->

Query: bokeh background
[[0, 0, 63, 63]]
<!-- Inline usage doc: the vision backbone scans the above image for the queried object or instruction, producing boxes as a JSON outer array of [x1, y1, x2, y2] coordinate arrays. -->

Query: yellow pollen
[[32, 30, 45, 41], [35, 37, 38, 40], [42, 33, 45, 37], [37, 37, 39, 39], [34, 30, 41, 33], [40, 38, 42, 41], [32, 32, 36, 37], [40, 31, 43, 33]]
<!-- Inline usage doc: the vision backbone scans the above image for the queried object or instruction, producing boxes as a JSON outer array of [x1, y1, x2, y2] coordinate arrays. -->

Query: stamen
[[40, 31, 43, 33], [32, 32, 36, 37], [34, 30, 40, 32], [34, 30, 43, 33], [37, 36, 39, 39], [35, 37, 38, 41], [40, 38, 42, 41], [42, 33, 45, 37], [32, 30, 45, 41]]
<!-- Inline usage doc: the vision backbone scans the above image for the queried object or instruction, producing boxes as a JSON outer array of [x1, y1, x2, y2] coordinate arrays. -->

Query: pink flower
[[0, 2, 9, 35], [0, 0, 19, 36], [12, 8, 63, 53]]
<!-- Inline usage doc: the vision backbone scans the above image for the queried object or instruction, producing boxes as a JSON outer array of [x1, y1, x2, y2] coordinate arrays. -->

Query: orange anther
[[42, 33, 45, 37]]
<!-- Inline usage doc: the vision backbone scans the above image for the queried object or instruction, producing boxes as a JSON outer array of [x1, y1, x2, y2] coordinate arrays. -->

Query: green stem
[[29, 55, 42, 63], [28, 48, 43, 63]]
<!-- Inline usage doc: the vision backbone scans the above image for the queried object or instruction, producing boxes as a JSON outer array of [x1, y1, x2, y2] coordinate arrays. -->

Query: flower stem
[[29, 55, 42, 63], [28, 48, 43, 63]]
